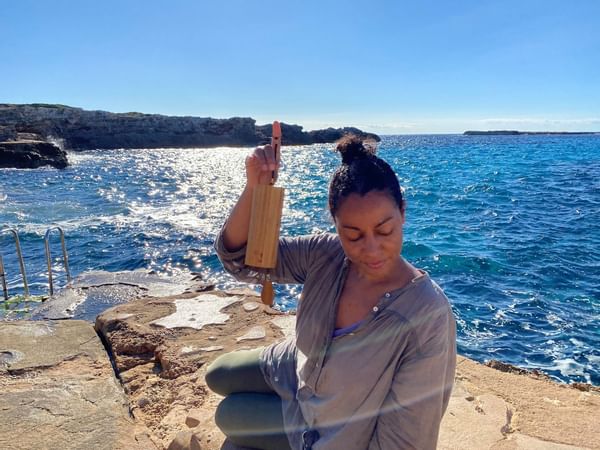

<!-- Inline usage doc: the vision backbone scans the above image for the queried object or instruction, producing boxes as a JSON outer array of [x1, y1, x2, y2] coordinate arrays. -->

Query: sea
[[1, 134, 599, 385]]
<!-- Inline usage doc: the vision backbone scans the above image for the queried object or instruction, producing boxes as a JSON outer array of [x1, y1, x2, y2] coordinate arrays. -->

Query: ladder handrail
[[0, 254, 8, 301], [0, 227, 30, 298], [44, 226, 72, 296]]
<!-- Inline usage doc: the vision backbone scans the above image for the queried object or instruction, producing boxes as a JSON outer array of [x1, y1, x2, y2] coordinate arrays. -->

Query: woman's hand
[[221, 144, 280, 251], [245, 144, 280, 188]]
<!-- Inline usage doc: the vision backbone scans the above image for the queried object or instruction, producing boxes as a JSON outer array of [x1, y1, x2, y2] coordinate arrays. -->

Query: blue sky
[[1, 0, 599, 133]]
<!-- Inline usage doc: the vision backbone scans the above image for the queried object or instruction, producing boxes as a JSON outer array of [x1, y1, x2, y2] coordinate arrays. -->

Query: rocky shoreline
[[0, 104, 379, 169], [0, 139, 68, 169], [1, 285, 598, 450]]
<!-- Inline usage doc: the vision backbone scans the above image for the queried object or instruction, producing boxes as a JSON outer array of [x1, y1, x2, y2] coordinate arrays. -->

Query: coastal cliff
[[0, 104, 379, 152]]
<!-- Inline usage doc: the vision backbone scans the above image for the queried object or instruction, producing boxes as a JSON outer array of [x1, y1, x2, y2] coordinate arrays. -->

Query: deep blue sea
[[1, 135, 599, 385]]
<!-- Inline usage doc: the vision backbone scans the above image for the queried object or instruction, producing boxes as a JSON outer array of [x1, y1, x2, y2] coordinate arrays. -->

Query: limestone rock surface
[[94, 288, 600, 450], [438, 356, 600, 449], [95, 289, 294, 449], [3, 287, 598, 450], [0, 320, 155, 449]]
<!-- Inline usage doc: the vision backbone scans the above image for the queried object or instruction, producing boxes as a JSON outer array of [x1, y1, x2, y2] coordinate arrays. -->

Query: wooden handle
[[261, 280, 274, 306]]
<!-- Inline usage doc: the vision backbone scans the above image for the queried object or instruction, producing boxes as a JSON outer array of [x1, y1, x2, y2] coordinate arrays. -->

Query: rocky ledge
[[0, 139, 69, 169], [2, 289, 599, 450], [0, 104, 380, 153]]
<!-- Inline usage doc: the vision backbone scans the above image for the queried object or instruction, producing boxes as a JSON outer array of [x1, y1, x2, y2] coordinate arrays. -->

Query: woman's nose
[[362, 234, 380, 254]]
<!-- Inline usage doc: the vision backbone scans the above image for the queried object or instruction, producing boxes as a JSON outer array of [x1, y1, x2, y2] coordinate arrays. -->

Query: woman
[[207, 136, 456, 450]]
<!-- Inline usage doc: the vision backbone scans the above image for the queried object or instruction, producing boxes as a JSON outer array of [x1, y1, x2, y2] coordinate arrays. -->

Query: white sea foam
[[554, 358, 591, 383], [569, 338, 586, 348], [587, 355, 600, 365]]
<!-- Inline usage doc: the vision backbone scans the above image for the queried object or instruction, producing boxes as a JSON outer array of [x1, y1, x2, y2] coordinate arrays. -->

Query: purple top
[[332, 319, 364, 338]]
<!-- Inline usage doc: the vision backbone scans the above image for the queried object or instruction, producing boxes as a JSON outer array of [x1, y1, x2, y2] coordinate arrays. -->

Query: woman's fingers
[[252, 145, 278, 171], [245, 145, 280, 186], [262, 144, 278, 171]]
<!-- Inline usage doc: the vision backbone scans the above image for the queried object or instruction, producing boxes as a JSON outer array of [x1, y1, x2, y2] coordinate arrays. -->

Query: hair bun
[[335, 134, 377, 164]]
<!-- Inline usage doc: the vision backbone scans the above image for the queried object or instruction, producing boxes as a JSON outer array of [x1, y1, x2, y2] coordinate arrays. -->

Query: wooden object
[[245, 121, 283, 306], [245, 185, 284, 268]]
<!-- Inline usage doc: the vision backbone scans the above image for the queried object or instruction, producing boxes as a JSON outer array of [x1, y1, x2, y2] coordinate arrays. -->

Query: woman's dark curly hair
[[328, 134, 403, 217]]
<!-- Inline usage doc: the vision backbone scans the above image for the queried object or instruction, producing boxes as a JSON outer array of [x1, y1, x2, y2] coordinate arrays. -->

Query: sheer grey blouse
[[215, 230, 456, 450]]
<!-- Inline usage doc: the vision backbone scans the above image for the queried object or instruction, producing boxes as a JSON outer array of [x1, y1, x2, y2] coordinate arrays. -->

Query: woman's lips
[[365, 260, 385, 269]]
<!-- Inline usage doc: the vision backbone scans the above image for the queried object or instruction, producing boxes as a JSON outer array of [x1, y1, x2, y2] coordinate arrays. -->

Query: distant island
[[0, 104, 379, 169], [464, 130, 599, 135]]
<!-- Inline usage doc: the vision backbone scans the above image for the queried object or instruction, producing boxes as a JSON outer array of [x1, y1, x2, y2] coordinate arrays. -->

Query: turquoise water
[[1, 135, 599, 384]]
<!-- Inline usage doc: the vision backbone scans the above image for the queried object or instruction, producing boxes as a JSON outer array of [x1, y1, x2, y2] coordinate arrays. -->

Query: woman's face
[[334, 190, 405, 281]]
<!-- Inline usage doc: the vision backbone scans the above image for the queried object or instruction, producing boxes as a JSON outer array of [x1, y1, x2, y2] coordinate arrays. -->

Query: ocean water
[[1, 135, 599, 385]]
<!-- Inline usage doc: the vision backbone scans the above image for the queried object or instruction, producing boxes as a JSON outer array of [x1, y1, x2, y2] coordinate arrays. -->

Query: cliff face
[[0, 104, 380, 151]]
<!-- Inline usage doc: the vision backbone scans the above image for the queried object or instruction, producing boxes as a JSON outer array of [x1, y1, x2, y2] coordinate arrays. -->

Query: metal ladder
[[44, 226, 72, 296], [0, 226, 71, 301], [0, 227, 30, 300]]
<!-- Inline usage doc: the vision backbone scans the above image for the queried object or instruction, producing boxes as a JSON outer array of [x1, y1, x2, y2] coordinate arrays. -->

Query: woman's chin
[[359, 259, 392, 279]]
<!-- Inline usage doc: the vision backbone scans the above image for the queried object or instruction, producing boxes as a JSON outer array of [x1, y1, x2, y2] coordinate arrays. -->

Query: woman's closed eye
[[377, 226, 394, 236], [346, 233, 362, 242], [346, 227, 393, 242]]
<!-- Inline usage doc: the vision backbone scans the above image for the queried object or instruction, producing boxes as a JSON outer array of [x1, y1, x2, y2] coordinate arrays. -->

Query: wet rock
[[31, 287, 89, 320], [32, 269, 213, 321], [0, 139, 68, 169], [485, 359, 551, 381], [73, 269, 214, 298]]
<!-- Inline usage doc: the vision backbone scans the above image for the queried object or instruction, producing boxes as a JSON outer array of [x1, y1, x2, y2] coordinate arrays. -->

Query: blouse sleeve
[[368, 305, 457, 450], [214, 223, 337, 285]]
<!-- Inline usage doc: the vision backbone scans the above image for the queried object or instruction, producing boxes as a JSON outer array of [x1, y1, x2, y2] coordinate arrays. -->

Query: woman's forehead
[[335, 192, 401, 225]]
